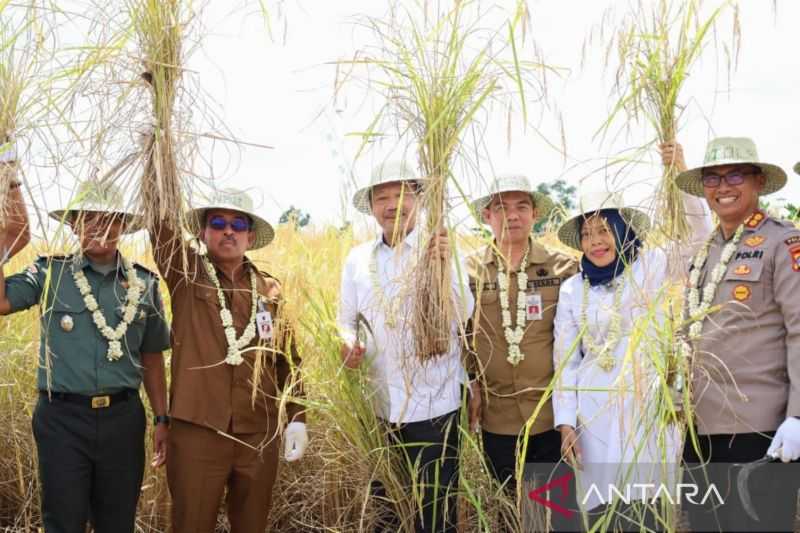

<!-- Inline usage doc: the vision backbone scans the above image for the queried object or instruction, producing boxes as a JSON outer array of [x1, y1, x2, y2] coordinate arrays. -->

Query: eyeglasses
[[701, 170, 757, 188], [208, 216, 251, 232]]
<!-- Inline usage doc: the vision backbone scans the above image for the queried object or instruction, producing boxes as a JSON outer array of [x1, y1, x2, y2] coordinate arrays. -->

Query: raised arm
[[659, 141, 713, 278], [141, 135, 195, 290]]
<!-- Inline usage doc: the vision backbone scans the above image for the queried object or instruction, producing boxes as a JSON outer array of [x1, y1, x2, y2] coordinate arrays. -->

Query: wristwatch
[[153, 414, 170, 426]]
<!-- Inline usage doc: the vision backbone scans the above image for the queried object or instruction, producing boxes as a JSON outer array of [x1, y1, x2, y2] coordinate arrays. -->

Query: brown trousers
[[167, 419, 280, 533]]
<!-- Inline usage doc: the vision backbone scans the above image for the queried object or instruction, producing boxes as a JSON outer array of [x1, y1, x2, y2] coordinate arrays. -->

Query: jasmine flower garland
[[199, 250, 258, 366], [73, 257, 143, 361], [497, 246, 529, 366]]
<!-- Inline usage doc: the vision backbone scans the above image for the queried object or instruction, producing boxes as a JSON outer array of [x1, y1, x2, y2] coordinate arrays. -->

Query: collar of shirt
[[481, 237, 550, 266], [372, 227, 420, 254], [73, 251, 132, 279]]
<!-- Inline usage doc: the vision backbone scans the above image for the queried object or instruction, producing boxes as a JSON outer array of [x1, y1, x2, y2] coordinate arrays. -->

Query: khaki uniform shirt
[[467, 239, 577, 435], [691, 211, 800, 435], [5, 254, 170, 394], [152, 227, 304, 435]]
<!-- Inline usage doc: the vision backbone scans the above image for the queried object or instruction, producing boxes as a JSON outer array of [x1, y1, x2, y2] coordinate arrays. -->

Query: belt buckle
[[91, 395, 111, 409]]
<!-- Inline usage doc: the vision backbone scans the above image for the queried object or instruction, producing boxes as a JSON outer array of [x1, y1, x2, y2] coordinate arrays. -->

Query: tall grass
[[598, 0, 740, 241], [344, 0, 552, 361]]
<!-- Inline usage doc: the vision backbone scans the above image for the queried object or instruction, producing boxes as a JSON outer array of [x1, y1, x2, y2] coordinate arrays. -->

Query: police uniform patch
[[732, 285, 751, 302], [744, 235, 765, 248], [790, 246, 800, 273], [734, 250, 764, 261], [785, 236, 800, 247], [744, 211, 764, 228], [733, 264, 751, 275]]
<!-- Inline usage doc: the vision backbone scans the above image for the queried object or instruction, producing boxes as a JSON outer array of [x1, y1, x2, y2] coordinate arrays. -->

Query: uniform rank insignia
[[733, 264, 751, 275], [744, 235, 765, 248], [744, 211, 764, 228], [790, 246, 800, 272], [732, 285, 751, 302]]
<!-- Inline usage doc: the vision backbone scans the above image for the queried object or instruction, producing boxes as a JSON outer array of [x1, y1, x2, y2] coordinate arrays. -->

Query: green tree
[[279, 206, 311, 228], [534, 178, 577, 233]]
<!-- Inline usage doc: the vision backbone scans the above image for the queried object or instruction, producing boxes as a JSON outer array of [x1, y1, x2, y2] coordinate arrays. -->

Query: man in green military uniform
[[0, 175, 171, 533]]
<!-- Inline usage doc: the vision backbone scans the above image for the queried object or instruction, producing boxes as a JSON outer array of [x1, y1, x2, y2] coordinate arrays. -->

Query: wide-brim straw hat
[[471, 174, 555, 221], [352, 160, 427, 214], [49, 180, 142, 235], [675, 137, 787, 197], [187, 187, 275, 250], [557, 190, 651, 251]]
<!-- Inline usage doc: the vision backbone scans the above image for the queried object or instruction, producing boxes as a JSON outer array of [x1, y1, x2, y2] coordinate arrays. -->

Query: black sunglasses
[[207, 215, 251, 233]]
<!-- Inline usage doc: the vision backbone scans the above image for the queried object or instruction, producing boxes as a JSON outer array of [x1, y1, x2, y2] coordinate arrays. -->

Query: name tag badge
[[256, 311, 273, 340], [526, 292, 543, 321]]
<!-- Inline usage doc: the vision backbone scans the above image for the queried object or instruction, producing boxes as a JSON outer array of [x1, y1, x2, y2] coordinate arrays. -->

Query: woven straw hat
[[352, 160, 426, 214], [675, 137, 787, 197], [557, 190, 650, 251], [49, 180, 142, 234], [187, 188, 275, 250], [471, 174, 555, 220]]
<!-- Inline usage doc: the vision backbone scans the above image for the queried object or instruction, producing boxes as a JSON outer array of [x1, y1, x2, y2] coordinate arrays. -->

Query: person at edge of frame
[[0, 146, 170, 533], [676, 137, 800, 533]]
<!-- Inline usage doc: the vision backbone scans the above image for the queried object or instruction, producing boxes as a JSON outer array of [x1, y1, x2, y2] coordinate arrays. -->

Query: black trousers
[[683, 431, 800, 533], [32, 392, 146, 533], [483, 429, 580, 532], [372, 409, 460, 533]]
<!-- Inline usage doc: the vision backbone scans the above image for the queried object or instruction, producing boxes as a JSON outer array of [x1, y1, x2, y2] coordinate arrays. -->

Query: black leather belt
[[39, 389, 136, 409]]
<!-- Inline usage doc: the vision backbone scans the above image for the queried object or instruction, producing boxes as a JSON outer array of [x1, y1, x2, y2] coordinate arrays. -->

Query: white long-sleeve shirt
[[337, 229, 475, 424], [552, 193, 712, 510]]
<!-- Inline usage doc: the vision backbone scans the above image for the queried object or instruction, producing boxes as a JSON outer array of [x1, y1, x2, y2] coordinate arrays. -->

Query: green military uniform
[[4, 253, 170, 533]]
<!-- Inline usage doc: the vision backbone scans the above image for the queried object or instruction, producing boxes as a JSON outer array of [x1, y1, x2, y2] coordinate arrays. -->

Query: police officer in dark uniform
[[0, 178, 170, 533]]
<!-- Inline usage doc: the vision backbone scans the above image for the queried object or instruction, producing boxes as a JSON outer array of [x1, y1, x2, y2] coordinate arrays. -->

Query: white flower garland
[[581, 275, 626, 372], [200, 252, 258, 366], [497, 246, 529, 366], [675, 224, 744, 390], [369, 247, 401, 329], [72, 256, 144, 361]]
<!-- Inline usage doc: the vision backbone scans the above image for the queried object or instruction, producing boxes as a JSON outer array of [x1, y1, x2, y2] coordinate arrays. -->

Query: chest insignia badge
[[732, 285, 751, 302], [744, 235, 765, 248], [733, 264, 751, 275], [60, 315, 74, 332]]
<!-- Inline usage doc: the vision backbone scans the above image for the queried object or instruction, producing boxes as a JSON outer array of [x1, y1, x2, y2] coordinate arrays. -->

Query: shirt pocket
[[721, 260, 764, 308], [43, 299, 91, 358]]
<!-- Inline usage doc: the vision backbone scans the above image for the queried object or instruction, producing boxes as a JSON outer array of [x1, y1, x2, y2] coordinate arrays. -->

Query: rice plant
[[598, 0, 740, 241]]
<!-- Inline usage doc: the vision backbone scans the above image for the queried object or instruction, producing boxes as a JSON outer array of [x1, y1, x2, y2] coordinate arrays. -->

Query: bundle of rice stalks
[[599, 0, 740, 241], [0, 2, 44, 225], [130, 0, 189, 236], [349, 0, 550, 361]]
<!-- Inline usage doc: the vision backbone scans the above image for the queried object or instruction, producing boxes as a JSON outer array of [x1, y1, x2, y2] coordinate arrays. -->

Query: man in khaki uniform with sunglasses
[[147, 179, 308, 532]]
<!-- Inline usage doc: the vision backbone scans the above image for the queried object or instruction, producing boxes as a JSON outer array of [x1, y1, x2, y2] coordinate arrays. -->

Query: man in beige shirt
[[467, 175, 578, 530], [677, 137, 800, 532]]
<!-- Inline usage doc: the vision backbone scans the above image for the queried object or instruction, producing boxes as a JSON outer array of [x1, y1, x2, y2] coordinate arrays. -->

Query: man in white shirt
[[338, 160, 475, 533]]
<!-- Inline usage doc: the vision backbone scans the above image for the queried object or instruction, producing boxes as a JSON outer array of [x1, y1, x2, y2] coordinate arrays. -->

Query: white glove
[[283, 421, 308, 462], [767, 417, 800, 463]]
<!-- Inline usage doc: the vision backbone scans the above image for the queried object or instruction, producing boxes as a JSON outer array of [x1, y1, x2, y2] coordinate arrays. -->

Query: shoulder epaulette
[[133, 261, 160, 279], [257, 269, 280, 283]]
